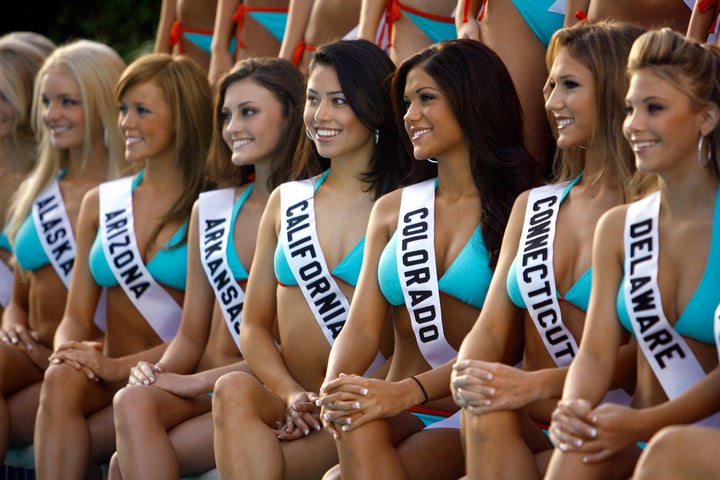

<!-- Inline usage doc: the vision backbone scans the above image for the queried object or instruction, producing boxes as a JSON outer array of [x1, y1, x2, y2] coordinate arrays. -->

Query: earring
[[306, 129, 313, 140], [426, 158, 438, 164], [698, 134, 711, 167], [103, 128, 109, 148], [374, 129, 379, 145]]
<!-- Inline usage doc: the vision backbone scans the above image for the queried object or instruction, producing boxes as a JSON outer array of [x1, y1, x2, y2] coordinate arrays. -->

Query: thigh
[[42, 362, 115, 415], [7, 381, 42, 446], [282, 429, 339, 480], [397, 428, 464, 480], [169, 411, 217, 475], [213, 371, 286, 427], [0, 342, 44, 394], [114, 384, 212, 430]]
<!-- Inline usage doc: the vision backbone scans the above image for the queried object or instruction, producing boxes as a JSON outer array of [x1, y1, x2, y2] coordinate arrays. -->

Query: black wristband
[[410, 375, 428, 405]]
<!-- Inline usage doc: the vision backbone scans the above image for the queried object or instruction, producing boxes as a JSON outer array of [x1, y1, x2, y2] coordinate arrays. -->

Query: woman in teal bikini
[[450, 22, 646, 480], [546, 28, 720, 480], [0, 39, 124, 467], [0, 33, 55, 318], [212, 39, 409, 480], [33, 53, 212, 480], [109, 57, 307, 480], [317, 38, 536, 480]]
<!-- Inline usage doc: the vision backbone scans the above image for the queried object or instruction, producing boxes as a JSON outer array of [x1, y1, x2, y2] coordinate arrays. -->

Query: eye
[[0, 92, 8, 102], [137, 106, 151, 115], [61, 97, 78, 107], [419, 92, 434, 102], [306, 94, 318, 105], [563, 80, 579, 89], [220, 110, 231, 123], [647, 104, 663, 113], [332, 97, 346, 106], [118, 104, 128, 115], [41, 95, 50, 107], [241, 107, 257, 117], [546, 79, 556, 90], [401, 97, 411, 112], [625, 104, 634, 115]]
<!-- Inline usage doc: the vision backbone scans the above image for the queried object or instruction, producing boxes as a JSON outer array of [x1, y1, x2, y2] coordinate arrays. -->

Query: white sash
[[198, 188, 246, 354], [624, 191, 719, 427], [714, 302, 720, 364], [518, 182, 578, 367], [397, 179, 455, 368], [0, 258, 12, 308], [32, 179, 107, 332], [32, 179, 75, 288], [98, 176, 181, 342], [280, 177, 350, 346]]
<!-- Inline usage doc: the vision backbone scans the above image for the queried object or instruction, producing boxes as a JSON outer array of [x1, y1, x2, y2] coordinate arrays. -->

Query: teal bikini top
[[225, 185, 252, 282], [615, 188, 720, 344], [506, 176, 591, 312], [89, 170, 189, 290], [378, 220, 492, 309], [273, 171, 365, 287], [14, 168, 68, 271], [0, 230, 12, 254]]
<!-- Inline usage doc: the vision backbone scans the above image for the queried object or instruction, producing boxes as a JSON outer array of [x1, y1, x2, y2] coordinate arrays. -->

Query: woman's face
[[0, 91, 15, 140], [221, 78, 285, 167], [402, 66, 465, 161], [40, 67, 86, 151], [624, 69, 706, 175], [303, 64, 373, 161], [544, 47, 596, 149], [118, 79, 174, 164]]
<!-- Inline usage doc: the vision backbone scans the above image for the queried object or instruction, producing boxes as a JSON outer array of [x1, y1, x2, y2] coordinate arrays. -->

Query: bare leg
[[634, 425, 720, 480], [545, 442, 641, 480], [168, 412, 217, 475], [107, 452, 124, 480], [33, 363, 113, 480], [212, 371, 287, 479], [114, 384, 212, 479], [397, 428, 464, 480], [0, 342, 44, 461]]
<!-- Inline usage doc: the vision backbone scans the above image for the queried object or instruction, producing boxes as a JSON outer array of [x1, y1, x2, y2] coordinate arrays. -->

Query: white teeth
[[233, 139, 252, 149], [316, 128, 340, 137], [51, 126, 69, 133], [412, 128, 431, 139], [633, 140, 657, 150], [556, 118, 574, 128]]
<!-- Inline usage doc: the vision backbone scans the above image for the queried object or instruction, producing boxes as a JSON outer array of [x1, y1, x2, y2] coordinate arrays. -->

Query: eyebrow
[[306, 88, 344, 95]]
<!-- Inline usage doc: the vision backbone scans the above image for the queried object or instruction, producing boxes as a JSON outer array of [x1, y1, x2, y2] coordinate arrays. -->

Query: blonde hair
[[628, 28, 720, 178], [115, 53, 212, 247], [0, 34, 53, 162], [6, 39, 126, 243], [546, 22, 645, 202]]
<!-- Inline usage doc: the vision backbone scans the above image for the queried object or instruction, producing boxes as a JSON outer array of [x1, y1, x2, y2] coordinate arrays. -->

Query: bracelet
[[410, 375, 428, 405]]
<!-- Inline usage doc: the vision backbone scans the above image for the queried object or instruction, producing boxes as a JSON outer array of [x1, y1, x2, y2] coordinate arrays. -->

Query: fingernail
[[341, 425, 349, 432], [143, 380, 149, 385], [360, 388, 368, 395], [323, 413, 331, 420], [483, 399, 491, 406], [315, 399, 322, 406], [559, 443, 568, 452], [27, 344, 34, 351], [487, 388, 495, 396], [314, 424, 321, 431], [574, 439, 582, 448], [304, 429, 309, 436], [352, 402, 360, 409], [582, 457, 589, 464], [590, 428, 597, 439], [333, 432, 339, 439], [292, 404, 297, 410]]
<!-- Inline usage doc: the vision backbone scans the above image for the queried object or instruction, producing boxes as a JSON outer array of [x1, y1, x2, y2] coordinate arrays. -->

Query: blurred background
[[0, 0, 159, 61]]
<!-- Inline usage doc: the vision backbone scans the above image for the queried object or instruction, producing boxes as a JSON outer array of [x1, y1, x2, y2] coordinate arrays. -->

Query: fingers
[[321, 373, 369, 396], [128, 362, 157, 386]]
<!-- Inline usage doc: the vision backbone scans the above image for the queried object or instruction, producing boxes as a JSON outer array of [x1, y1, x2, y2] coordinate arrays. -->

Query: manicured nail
[[574, 439, 583, 448], [360, 388, 368, 395], [352, 402, 360, 409], [590, 428, 597, 439]]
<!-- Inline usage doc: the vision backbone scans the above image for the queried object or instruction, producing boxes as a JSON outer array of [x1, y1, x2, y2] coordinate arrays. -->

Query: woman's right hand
[[276, 391, 322, 441], [549, 398, 599, 452], [128, 361, 165, 386]]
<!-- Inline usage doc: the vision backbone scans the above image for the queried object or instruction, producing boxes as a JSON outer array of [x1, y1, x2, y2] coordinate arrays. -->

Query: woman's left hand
[[276, 391, 322, 441], [49, 340, 104, 381], [451, 359, 535, 414]]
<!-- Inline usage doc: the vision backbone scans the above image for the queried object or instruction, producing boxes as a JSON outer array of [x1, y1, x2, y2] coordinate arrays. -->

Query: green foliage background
[[0, 0, 161, 63]]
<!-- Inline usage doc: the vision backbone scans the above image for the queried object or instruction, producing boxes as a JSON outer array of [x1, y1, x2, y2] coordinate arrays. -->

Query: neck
[[141, 149, 185, 195], [659, 168, 718, 217], [64, 138, 109, 183], [326, 155, 374, 194], [435, 146, 477, 201], [249, 162, 272, 200]]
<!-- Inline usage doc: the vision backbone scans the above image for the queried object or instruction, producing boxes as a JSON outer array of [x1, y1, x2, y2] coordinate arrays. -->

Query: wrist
[[408, 376, 428, 405]]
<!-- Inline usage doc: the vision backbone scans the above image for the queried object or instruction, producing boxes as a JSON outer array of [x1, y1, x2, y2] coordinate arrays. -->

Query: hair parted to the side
[[299, 39, 411, 198], [627, 27, 720, 178], [546, 21, 648, 202], [0, 34, 54, 155], [7, 39, 126, 245], [208, 57, 308, 190], [115, 53, 213, 249], [392, 38, 538, 269]]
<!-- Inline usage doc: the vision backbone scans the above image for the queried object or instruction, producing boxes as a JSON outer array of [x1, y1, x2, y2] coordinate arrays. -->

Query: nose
[[313, 98, 331, 123], [43, 99, 61, 122], [226, 112, 243, 134], [544, 81, 561, 113], [623, 107, 642, 135], [403, 100, 420, 124], [119, 109, 134, 131]]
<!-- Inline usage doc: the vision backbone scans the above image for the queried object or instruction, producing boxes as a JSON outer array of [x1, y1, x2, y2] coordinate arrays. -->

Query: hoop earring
[[426, 158, 438, 164], [103, 129, 109, 148], [306, 129, 313, 140], [374, 129, 379, 145], [698, 134, 711, 167]]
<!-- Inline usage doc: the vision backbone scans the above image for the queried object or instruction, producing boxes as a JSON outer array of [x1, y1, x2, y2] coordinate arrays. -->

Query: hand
[[318, 374, 412, 436], [0, 325, 50, 369], [49, 341, 104, 381], [276, 391, 322, 441], [548, 398, 598, 453], [151, 371, 208, 398], [565, 403, 644, 463], [128, 361, 164, 386], [456, 18, 480, 41], [452, 359, 536, 414]]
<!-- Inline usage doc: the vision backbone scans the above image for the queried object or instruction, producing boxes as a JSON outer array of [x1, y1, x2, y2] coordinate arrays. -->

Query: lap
[[114, 384, 212, 429]]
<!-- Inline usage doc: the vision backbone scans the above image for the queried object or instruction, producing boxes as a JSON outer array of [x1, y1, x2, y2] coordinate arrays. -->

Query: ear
[[700, 104, 720, 136]]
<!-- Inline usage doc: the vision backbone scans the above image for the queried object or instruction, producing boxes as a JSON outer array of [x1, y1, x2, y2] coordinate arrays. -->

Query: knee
[[38, 363, 82, 412], [113, 385, 155, 431], [212, 371, 254, 418], [635, 426, 685, 477], [462, 410, 509, 443]]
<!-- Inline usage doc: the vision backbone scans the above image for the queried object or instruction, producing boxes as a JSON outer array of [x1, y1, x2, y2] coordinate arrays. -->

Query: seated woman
[[211, 39, 409, 480], [359, 0, 458, 64], [317, 38, 537, 480], [32, 53, 212, 480], [0, 39, 123, 465], [546, 28, 720, 480], [208, 0, 290, 88], [449, 22, 646, 480], [0, 33, 56, 317], [278, 0, 363, 72], [110, 57, 307, 480]]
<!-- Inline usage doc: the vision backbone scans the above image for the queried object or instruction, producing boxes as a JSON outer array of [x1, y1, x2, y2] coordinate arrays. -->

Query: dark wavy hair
[[392, 39, 539, 269], [208, 57, 308, 189], [295, 39, 412, 198]]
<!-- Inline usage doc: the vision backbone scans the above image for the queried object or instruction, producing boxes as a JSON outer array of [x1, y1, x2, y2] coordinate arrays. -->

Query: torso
[[236, 0, 290, 59], [588, 0, 691, 33], [176, 0, 220, 70], [389, 0, 457, 64]]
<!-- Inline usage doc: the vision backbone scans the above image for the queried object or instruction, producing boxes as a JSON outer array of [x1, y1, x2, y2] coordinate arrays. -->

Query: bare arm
[[279, 0, 314, 60], [564, 0, 591, 27], [155, 0, 178, 54], [358, 0, 387, 42], [687, 1, 716, 42], [209, 0, 240, 88], [455, 0, 482, 40]]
